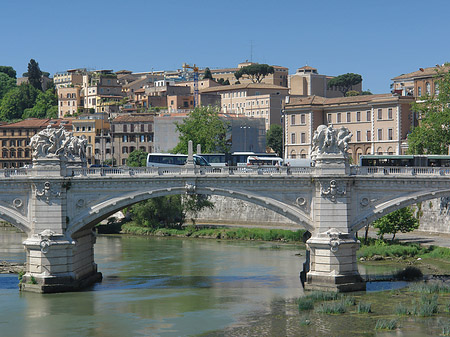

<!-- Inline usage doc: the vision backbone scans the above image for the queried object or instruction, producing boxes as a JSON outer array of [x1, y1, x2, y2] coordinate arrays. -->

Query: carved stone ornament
[[13, 198, 23, 209], [185, 182, 196, 194], [320, 180, 346, 202], [30, 125, 87, 162], [35, 181, 60, 202], [296, 197, 307, 207], [76, 199, 85, 208], [360, 197, 369, 207], [326, 228, 341, 253], [310, 124, 352, 159]]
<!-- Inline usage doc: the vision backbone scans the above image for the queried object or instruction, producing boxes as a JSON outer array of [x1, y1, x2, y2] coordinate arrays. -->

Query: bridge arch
[[0, 205, 30, 234], [351, 189, 450, 232], [67, 186, 313, 237]]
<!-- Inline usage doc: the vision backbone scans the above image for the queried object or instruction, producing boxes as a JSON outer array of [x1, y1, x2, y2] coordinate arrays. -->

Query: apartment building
[[110, 114, 155, 166], [283, 94, 415, 163], [0, 118, 72, 168], [72, 114, 110, 166], [58, 87, 82, 117], [208, 62, 289, 87], [200, 83, 288, 129], [289, 66, 362, 98], [82, 70, 124, 114], [391, 65, 448, 98], [54, 69, 85, 89]]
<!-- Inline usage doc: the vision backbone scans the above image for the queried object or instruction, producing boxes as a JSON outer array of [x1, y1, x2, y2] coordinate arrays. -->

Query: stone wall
[[194, 196, 450, 234]]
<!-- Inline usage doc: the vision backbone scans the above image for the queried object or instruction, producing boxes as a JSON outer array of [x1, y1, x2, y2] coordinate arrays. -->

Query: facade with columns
[[283, 94, 415, 163]]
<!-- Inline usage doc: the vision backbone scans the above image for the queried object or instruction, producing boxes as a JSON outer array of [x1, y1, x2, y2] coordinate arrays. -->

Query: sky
[[1, 0, 450, 94]]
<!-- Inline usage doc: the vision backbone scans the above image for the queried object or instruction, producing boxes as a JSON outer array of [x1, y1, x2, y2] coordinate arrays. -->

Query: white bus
[[246, 156, 283, 166], [146, 153, 210, 167]]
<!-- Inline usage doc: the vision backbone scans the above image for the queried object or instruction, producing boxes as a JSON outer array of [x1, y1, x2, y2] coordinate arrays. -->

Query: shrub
[[409, 282, 450, 294], [356, 302, 372, 313], [395, 303, 411, 315], [394, 266, 423, 281], [298, 298, 314, 311], [375, 319, 397, 330], [315, 301, 347, 314]]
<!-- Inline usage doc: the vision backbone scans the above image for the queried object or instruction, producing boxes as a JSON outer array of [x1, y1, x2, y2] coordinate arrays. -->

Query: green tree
[[203, 67, 213, 80], [266, 124, 283, 156], [130, 195, 185, 229], [0, 66, 16, 79], [0, 83, 39, 120], [217, 78, 230, 85], [22, 88, 58, 119], [408, 64, 450, 154], [234, 64, 274, 83], [27, 59, 42, 91], [328, 73, 362, 97], [372, 207, 419, 240], [127, 150, 148, 167], [184, 194, 214, 225], [0, 72, 16, 101], [172, 106, 230, 154]]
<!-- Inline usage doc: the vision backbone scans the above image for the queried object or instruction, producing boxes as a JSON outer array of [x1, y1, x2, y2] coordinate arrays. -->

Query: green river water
[[1, 228, 449, 337]]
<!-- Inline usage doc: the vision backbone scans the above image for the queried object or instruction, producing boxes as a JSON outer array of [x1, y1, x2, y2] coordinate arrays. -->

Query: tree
[[217, 78, 230, 85], [0, 72, 16, 101], [372, 207, 419, 241], [127, 150, 148, 167], [27, 59, 42, 91], [22, 88, 58, 119], [408, 64, 450, 154], [266, 124, 283, 156], [0, 83, 39, 120], [327, 73, 362, 97], [234, 64, 274, 83], [172, 106, 230, 154], [203, 67, 213, 80], [0, 66, 16, 79]]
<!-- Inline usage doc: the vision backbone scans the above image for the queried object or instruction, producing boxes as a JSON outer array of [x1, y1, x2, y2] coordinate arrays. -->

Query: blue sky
[[1, 0, 449, 94]]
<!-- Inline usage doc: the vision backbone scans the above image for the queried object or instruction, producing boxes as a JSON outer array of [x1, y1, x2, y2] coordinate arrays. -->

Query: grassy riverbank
[[119, 222, 306, 242]]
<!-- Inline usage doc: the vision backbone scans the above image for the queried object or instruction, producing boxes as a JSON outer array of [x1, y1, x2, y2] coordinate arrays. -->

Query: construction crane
[[182, 63, 199, 107]]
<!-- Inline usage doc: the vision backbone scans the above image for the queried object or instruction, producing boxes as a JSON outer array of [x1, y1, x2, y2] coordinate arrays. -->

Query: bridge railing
[[353, 166, 450, 176], [67, 165, 314, 177]]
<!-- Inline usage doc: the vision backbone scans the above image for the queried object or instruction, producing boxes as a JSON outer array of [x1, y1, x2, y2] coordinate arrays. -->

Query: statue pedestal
[[313, 154, 349, 176], [31, 157, 67, 177]]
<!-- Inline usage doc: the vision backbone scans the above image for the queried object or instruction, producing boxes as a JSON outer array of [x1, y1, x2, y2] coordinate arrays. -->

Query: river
[[0, 228, 305, 337]]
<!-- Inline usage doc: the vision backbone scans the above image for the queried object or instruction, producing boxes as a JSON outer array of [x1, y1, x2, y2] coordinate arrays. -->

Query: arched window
[[290, 150, 296, 159], [17, 149, 23, 158], [122, 147, 128, 154], [426, 82, 431, 95], [10, 149, 16, 158], [2, 150, 8, 158]]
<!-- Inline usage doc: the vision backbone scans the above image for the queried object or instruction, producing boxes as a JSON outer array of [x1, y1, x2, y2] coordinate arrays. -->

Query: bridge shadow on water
[[92, 274, 284, 292]]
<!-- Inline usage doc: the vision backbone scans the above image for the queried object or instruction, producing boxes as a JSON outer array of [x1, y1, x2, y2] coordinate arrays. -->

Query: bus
[[146, 153, 210, 167], [359, 155, 450, 167], [198, 153, 226, 167], [246, 156, 283, 166], [195, 152, 279, 166]]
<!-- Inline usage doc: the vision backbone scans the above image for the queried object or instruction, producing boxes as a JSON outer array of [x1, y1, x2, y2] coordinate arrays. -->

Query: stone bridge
[[3, 125, 450, 293]]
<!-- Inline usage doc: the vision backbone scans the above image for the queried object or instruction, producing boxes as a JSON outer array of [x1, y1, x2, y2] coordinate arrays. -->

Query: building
[[72, 114, 110, 166], [54, 69, 86, 89], [200, 83, 289, 129], [391, 65, 448, 98], [289, 66, 362, 98], [110, 114, 155, 166], [283, 94, 415, 162], [82, 70, 124, 114], [0, 118, 72, 168], [58, 87, 82, 118], [207, 62, 289, 87]]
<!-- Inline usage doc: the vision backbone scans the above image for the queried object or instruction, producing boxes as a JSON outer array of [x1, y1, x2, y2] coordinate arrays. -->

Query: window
[[388, 128, 393, 140], [347, 112, 351, 122], [141, 124, 144, 132], [337, 113, 341, 123], [366, 111, 371, 121], [9, 140, 15, 147], [291, 133, 296, 144], [300, 114, 306, 124], [418, 87, 422, 96], [1, 140, 6, 146], [388, 108, 393, 119], [130, 124, 134, 132], [435, 83, 440, 95], [299, 132, 306, 143], [140, 135, 145, 142], [327, 114, 332, 124], [123, 135, 128, 142], [17, 140, 22, 146], [356, 131, 361, 142], [426, 82, 431, 95], [367, 130, 371, 141], [377, 128, 383, 141], [356, 111, 361, 121], [122, 147, 128, 154], [123, 125, 127, 132], [377, 109, 382, 120]]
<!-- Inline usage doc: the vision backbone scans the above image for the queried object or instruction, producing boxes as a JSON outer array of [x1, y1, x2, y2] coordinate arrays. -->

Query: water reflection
[[0, 232, 305, 336]]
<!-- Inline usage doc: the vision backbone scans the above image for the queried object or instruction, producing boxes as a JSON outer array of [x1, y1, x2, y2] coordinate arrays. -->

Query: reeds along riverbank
[[117, 223, 306, 243]]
